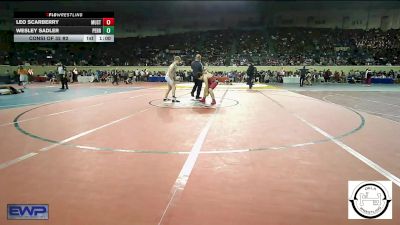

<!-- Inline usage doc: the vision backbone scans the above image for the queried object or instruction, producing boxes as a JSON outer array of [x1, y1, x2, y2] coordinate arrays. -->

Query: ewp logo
[[7, 204, 49, 220]]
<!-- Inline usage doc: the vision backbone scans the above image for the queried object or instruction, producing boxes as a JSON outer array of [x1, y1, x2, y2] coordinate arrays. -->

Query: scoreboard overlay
[[14, 12, 115, 42]]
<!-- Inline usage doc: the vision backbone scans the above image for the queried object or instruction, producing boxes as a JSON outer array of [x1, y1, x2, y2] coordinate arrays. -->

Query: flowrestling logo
[[7, 204, 49, 220], [348, 181, 392, 219]]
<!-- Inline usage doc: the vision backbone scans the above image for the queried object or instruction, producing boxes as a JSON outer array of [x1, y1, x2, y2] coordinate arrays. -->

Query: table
[[78, 75, 95, 83], [216, 77, 229, 83], [283, 77, 300, 84], [34, 76, 47, 82], [148, 76, 166, 82], [371, 78, 394, 84]]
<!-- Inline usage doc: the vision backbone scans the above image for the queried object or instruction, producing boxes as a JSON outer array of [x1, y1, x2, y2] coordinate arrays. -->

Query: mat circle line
[[12, 93, 365, 155]]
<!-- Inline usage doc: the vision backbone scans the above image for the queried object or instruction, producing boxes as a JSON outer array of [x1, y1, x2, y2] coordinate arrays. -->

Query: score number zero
[[102, 18, 114, 35], [104, 27, 112, 34], [102, 18, 115, 26]]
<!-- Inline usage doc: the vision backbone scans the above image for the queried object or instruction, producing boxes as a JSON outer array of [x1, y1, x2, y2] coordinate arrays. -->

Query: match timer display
[[14, 12, 115, 42]]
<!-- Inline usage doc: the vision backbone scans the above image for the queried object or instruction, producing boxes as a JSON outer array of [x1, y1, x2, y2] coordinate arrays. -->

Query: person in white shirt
[[140, 70, 145, 81], [365, 68, 372, 86], [17, 66, 28, 88], [72, 67, 78, 83], [135, 69, 140, 81], [279, 68, 285, 83]]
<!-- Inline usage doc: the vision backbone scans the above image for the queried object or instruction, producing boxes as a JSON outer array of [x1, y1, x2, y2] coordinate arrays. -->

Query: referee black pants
[[247, 76, 254, 89], [191, 79, 202, 98], [300, 76, 305, 87]]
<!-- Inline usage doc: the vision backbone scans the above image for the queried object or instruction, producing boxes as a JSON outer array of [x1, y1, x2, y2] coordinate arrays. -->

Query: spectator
[[324, 69, 332, 83]]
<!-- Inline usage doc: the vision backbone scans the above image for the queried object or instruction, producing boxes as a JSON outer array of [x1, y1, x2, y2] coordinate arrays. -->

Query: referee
[[191, 54, 203, 99], [57, 63, 68, 90]]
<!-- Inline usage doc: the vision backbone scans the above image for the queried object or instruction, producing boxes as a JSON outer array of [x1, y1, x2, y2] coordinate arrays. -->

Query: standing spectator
[[340, 70, 346, 83], [144, 69, 149, 81], [246, 63, 256, 89], [72, 67, 78, 83], [57, 63, 68, 90], [125, 71, 134, 84], [27, 68, 33, 84], [135, 69, 140, 81], [140, 70, 146, 81], [324, 69, 332, 83], [312, 70, 319, 83], [112, 69, 119, 85], [67, 71, 73, 84], [279, 67, 285, 83], [271, 70, 277, 82], [17, 66, 29, 88], [94, 70, 100, 82], [365, 68, 372, 86], [299, 66, 308, 87]]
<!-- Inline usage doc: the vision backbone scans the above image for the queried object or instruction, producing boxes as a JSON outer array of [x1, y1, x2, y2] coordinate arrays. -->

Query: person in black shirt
[[112, 69, 119, 85], [191, 54, 203, 99], [299, 66, 309, 87], [247, 63, 256, 89]]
